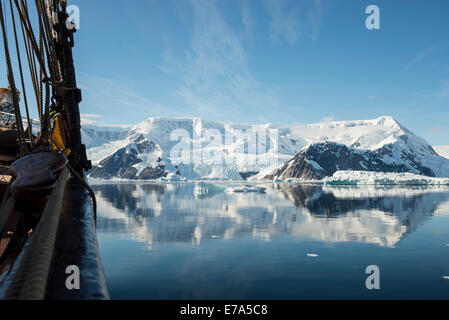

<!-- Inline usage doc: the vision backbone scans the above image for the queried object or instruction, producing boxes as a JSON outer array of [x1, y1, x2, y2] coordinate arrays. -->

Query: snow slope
[[83, 117, 297, 180], [82, 124, 132, 165], [259, 117, 449, 181], [324, 171, 449, 186], [434, 146, 449, 159], [82, 116, 449, 180]]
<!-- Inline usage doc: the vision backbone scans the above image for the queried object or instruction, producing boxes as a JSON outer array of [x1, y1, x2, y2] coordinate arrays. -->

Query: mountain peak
[[375, 116, 408, 132], [82, 116, 449, 181]]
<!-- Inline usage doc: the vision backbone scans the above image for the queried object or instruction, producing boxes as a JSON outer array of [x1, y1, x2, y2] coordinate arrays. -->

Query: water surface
[[94, 182, 449, 299]]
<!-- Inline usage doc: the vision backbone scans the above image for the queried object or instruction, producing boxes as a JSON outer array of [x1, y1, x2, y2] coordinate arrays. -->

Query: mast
[[54, 0, 91, 173], [0, 0, 107, 300]]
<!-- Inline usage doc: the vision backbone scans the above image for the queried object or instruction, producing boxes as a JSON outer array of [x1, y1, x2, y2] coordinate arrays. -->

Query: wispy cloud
[[160, 0, 281, 122], [403, 42, 448, 71], [78, 74, 181, 122], [428, 126, 442, 134], [421, 81, 449, 101], [264, 0, 328, 45], [81, 113, 103, 125], [404, 46, 436, 71], [240, 0, 254, 36], [265, 0, 301, 45], [307, 0, 327, 41], [431, 81, 449, 100]]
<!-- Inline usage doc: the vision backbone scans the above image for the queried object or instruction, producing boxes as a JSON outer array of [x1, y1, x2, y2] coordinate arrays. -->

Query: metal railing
[[0, 111, 40, 126]]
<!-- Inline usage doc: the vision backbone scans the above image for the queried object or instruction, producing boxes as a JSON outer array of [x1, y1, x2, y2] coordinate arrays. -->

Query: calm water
[[93, 182, 449, 300]]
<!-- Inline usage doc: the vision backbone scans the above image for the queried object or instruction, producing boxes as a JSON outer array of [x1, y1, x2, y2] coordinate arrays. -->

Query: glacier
[[323, 171, 449, 186], [434, 146, 449, 160], [82, 116, 449, 181]]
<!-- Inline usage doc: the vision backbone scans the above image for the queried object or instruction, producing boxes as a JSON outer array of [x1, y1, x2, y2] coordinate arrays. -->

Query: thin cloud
[[420, 81, 449, 101], [265, 0, 301, 45], [404, 43, 441, 71], [308, 0, 327, 41], [160, 0, 281, 122], [81, 113, 102, 119], [240, 0, 254, 36], [432, 81, 449, 99], [80, 113, 104, 125], [78, 74, 181, 121], [428, 127, 442, 134], [264, 0, 328, 45]]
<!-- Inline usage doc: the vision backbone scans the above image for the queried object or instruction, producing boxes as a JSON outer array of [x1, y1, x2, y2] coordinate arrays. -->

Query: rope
[[0, 193, 16, 235], [67, 164, 97, 221], [0, 0, 27, 156], [6, 0, 60, 144], [0, 111, 40, 125], [0, 1, 99, 299], [4, 167, 69, 300], [20, 13, 41, 122], [49, 135, 97, 219], [37, 6, 43, 121], [8, 0, 33, 144], [39, 80, 50, 143], [12, 0, 50, 81], [3, 0, 97, 219], [27, 0, 63, 142], [35, 0, 62, 85]]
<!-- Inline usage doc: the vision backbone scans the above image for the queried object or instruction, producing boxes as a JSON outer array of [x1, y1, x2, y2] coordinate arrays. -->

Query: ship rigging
[[0, 0, 108, 300]]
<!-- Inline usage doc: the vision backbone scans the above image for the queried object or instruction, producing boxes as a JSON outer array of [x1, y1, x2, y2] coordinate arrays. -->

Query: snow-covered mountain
[[260, 117, 449, 181], [82, 116, 449, 181], [434, 146, 449, 160], [94, 183, 449, 247]]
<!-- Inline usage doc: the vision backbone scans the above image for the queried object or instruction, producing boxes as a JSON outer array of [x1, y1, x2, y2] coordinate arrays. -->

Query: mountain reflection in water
[[94, 182, 449, 299], [93, 183, 449, 248]]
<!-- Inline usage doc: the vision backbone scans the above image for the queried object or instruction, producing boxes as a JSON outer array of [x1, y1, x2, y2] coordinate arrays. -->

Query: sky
[[2, 0, 449, 145]]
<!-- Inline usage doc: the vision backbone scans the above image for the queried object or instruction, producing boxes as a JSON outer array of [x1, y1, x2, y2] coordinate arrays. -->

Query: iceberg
[[225, 185, 267, 193], [324, 171, 449, 186]]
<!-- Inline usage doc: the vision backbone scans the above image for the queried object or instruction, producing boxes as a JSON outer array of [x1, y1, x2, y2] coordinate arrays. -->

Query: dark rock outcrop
[[138, 166, 167, 180], [264, 141, 436, 181], [88, 132, 173, 180], [89, 147, 142, 179], [239, 172, 259, 180]]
